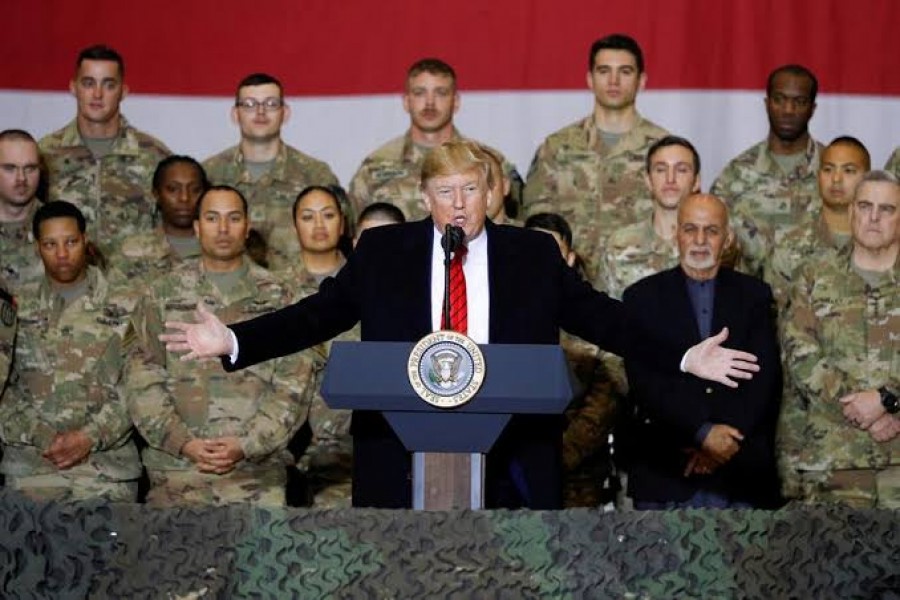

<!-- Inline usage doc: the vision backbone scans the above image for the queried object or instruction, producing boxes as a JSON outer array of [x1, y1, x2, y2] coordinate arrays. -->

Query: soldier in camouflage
[[113, 155, 209, 281], [348, 58, 522, 223], [711, 64, 823, 275], [126, 186, 319, 506], [39, 45, 170, 258], [279, 186, 354, 507], [0, 202, 141, 501], [525, 212, 617, 507], [780, 171, 900, 508], [203, 73, 339, 272], [598, 135, 701, 299], [524, 34, 668, 278], [0, 278, 15, 402], [0, 130, 44, 293], [766, 136, 870, 310], [885, 146, 899, 179]]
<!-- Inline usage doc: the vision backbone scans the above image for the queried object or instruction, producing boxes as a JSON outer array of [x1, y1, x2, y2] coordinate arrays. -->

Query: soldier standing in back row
[[39, 45, 170, 257], [524, 34, 668, 279], [203, 73, 339, 272]]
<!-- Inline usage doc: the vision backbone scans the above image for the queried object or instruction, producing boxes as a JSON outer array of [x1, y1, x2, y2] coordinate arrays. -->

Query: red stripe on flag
[[3, 1, 899, 96]]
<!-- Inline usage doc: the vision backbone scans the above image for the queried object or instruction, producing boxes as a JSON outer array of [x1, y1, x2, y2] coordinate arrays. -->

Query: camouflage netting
[[0, 489, 897, 599]]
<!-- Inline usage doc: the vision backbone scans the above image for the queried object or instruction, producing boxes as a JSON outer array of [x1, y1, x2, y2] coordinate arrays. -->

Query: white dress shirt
[[430, 226, 490, 343]]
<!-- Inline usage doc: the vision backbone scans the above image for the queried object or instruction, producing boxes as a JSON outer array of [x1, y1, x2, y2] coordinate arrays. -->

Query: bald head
[[677, 194, 733, 281]]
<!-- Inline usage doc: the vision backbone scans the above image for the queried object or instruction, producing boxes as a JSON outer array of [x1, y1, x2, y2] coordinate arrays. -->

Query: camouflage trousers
[[5, 473, 138, 502], [146, 466, 286, 507], [797, 466, 900, 509]]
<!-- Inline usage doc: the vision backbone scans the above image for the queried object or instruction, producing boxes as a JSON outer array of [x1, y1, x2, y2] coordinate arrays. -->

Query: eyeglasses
[[235, 97, 284, 112]]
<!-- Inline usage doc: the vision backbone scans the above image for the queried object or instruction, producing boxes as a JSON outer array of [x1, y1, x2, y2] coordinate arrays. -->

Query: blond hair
[[420, 140, 494, 191]]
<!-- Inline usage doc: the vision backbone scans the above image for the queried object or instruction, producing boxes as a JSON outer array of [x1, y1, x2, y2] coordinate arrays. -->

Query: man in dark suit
[[161, 141, 762, 509], [623, 193, 782, 509]]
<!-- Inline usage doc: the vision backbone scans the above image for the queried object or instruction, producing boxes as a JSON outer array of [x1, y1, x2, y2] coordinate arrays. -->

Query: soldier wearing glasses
[[203, 73, 339, 271]]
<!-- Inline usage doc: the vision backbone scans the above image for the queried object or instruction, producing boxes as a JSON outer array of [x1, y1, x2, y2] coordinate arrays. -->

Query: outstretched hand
[[159, 302, 234, 361], [683, 327, 759, 388]]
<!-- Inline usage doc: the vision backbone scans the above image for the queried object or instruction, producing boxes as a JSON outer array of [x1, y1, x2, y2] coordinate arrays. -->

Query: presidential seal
[[407, 330, 486, 408]]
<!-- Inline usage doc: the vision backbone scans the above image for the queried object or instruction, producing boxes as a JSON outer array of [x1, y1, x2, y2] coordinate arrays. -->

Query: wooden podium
[[321, 342, 574, 510]]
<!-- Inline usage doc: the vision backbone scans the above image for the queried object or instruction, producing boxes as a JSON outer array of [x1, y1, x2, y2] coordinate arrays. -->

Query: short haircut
[[195, 185, 248, 220], [358, 202, 406, 226], [421, 140, 493, 190], [292, 185, 344, 221], [766, 64, 818, 103], [76, 44, 125, 77], [854, 169, 900, 198], [407, 58, 457, 89], [827, 136, 871, 171], [645, 135, 701, 174], [524, 212, 574, 249], [236, 73, 284, 100], [32, 201, 86, 239], [589, 34, 644, 73], [151, 155, 210, 193], [0, 129, 37, 144]]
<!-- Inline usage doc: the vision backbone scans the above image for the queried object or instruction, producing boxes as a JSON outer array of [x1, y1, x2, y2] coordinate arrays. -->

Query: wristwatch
[[879, 387, 899, 415]]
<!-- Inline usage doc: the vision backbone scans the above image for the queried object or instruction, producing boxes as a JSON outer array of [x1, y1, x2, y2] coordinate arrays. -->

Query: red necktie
[[443, 245, 468, 334]]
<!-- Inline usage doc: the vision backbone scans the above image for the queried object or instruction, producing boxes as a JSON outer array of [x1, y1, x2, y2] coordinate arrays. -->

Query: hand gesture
[[684, 327, 759, 388], [160, 302, 233, 362]]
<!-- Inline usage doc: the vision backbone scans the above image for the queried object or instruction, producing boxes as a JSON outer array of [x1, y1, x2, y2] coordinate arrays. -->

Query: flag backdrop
[[1, 0, 898, 186]]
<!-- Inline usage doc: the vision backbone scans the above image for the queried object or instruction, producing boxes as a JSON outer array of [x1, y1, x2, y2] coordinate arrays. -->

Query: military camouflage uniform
[[39, 117, 171, 257], [596, 217, 678, 300], [523, 114, 668, 278], [348, 128, 522, 222], [766, 211, 850, 311], [203, 143, 339, 272], [126, 257, 319, 507], [0, 267, 141, 501], [710, 137, 823, 275], [280, 262, 355, 508], [885, 147, 900, 179], [0, 279, 16, 400], [780, 247, 900, 507], [0, 202, 44, 294], [112, 226, 200, 281], [561, 333, 618, 507]]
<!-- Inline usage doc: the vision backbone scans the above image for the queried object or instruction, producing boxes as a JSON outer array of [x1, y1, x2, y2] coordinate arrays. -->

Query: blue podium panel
[[321, 341, 574, 416]]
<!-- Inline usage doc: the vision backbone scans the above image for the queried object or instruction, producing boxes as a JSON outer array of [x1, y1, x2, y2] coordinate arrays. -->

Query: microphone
[[441, 225, 465, 330]]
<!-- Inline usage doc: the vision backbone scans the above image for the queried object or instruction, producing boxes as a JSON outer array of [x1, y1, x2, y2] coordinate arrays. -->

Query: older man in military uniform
[[126, 185, 319, 506], [524, 34, 668, 278], [711, 65, 823, 274], [766, 136, 869, 309], [780, 170, 900, 507], [113, 155, 209, 281], [203, 73, 339, 271], [348, 58, 521, 223], [0, 130, 45, 292], [0, 202, 141, 501], [39, 45, 170, 257]]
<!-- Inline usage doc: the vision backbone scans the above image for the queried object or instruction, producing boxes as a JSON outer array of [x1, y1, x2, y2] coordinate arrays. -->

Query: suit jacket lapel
[[668, 268, 703, 345], [408, 219, 435, 338]]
